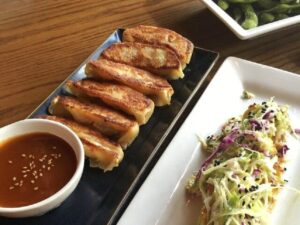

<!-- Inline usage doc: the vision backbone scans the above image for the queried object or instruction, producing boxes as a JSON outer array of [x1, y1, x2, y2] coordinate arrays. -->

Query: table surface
[[0, 0, 299, 127]]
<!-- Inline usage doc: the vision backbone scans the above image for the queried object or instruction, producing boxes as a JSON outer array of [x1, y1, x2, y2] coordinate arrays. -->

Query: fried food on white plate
[[123, 25, 194, 68], [85, 59, 174, 106], [100, 42, 183, 80], [65, 80, 154, 125], [49, 95, 139, 149], [39, 115, 124, 172]]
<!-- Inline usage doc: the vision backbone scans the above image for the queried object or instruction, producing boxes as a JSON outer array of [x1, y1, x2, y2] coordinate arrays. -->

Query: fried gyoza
[[85, 59, 174, 106], [65, 80, 154, 125], [123, 25, 194, 67], [39, 115, 124, 172], [100, 42, 184, 80], [49, 96, 139, 149]]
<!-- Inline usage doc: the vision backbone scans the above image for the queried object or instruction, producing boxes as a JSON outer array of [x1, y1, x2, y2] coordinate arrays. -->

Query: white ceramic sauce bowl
[[202, 0, 300, 40], [0, 119, 85, 218]]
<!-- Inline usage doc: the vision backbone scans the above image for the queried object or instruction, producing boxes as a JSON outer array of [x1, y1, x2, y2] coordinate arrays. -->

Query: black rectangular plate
[[0, 29, 218, 225]]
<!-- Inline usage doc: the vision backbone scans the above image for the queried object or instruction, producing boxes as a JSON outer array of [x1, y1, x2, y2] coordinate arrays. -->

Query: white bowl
[[0, 119, 85, 218], [202, 0, 300, 40]]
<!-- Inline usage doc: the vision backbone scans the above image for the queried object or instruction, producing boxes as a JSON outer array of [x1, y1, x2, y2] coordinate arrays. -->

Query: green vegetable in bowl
[[233, 6, 243, 21], [261, 3, 300, 13], [218, 0, 230, 10], [241, 4, 259, 29], [215, 0, 300, 29], [275, 13, 289, 19], [258, 0, 277, 9], [259, 12, 276, 23], [280, 0, 296, 4], [227, 0, 258, 3]]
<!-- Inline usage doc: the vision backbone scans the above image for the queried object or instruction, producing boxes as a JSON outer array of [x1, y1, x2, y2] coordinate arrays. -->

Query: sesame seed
[[21, 154, 26, 158], [42, 165, 46, 169], [249, 186, 256, 192], [52, 146, 57, 149], [23, 174, 28, 178], [9, 186, 14, 190], [47, 167, 51, 171], [33, 187, 39, 191], [14, 183, 19, 186], [31, 180, 35, 184], [8, 160, 13, 164], [23, 166, 27, 169], [12, 177, 17, 181], [39, 173, 43, 177]]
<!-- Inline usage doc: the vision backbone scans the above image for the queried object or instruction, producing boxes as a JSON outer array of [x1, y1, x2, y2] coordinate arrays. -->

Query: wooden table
[[1, 0, 300, 127]]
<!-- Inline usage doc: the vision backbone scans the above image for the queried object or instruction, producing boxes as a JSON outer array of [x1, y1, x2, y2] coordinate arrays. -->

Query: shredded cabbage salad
[[186, 99, 294, 225]]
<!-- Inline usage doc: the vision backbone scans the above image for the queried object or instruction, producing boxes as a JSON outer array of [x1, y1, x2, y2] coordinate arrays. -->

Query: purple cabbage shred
[[249, 119, 262, 131], [278, 145, 289, 157], [252, 169, 260, 178], [197, 130, 239, 179], [263, 110, 274, 120]]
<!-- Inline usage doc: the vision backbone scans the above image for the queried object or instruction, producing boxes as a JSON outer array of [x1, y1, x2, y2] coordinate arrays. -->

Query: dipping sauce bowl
[[0, 119, 84, 218]]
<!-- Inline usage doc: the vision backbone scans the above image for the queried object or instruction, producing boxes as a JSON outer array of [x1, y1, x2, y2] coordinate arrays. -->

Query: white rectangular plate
[[202, 0, 300, 40], [117, 57, 300, 225]]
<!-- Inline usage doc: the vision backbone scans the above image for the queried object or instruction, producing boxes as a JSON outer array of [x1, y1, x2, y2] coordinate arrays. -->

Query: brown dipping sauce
[[0, 132, 77, 207]]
